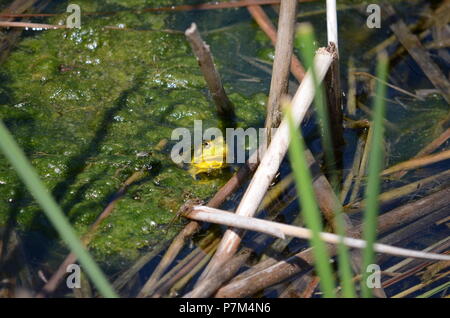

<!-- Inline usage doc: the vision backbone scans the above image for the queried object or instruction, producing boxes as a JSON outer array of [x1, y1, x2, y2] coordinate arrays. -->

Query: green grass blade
[[295, 23, 337, 189], [334, 211, 356, 297], [0, 120, 118, 298], [285, 107, 336, 298], [295, 23, 356, 298], [361, 52, 389, 298]]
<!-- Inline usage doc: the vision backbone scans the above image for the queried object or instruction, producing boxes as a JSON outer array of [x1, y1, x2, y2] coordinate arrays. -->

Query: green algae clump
[[0, 1, 266, 266]]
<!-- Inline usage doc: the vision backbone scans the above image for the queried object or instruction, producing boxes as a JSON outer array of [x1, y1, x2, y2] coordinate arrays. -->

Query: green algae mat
[[0, 0, 267, 266]]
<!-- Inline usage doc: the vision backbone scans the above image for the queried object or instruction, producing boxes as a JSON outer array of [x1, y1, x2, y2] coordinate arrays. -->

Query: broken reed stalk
[[37, 170, 146, 297], [383, 4, 450, 104], [323, 43, 344, 170], [185, 23, 235, 120], [247, 5, 305, 82], [324, 0, 344, 166], [213, 187, 450, 297], [264, 0, 298, 140], [381, 149, 450, 176], [186, 206, 450, 261], [198, 48, 334, 282], [324, 0, 344, 168]]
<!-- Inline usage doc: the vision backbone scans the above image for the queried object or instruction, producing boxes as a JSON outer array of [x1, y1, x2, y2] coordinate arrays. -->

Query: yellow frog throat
[[189, 136, 228, 178]]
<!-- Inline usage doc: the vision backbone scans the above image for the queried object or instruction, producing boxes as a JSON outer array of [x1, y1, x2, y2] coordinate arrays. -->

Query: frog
[[188, 136, 228, 179]]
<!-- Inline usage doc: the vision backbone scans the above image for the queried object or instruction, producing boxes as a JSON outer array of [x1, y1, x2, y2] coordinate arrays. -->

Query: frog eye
[[203, 141, 211, 148]]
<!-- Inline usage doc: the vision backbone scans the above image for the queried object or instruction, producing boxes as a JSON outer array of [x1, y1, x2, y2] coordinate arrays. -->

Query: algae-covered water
[[0, 0, 268, 268], [0, 0, 448, 292]]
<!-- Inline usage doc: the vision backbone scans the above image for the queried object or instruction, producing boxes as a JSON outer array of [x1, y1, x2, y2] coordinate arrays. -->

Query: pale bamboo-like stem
[[187, 206, 450, 262], [326, 0, 338, 49], [199, 48, 334, 280]]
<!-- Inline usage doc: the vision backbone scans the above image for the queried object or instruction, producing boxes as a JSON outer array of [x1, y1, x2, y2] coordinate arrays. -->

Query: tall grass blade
[[295, 23, 356, 298], [361, 52, 389, 298], [0, 120, 118, 298], [285, 106, 336, 298], [295, 23, 337, 188]]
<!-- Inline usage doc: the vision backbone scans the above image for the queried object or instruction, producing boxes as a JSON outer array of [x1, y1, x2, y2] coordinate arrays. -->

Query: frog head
[[189, 136, 228, 179]]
